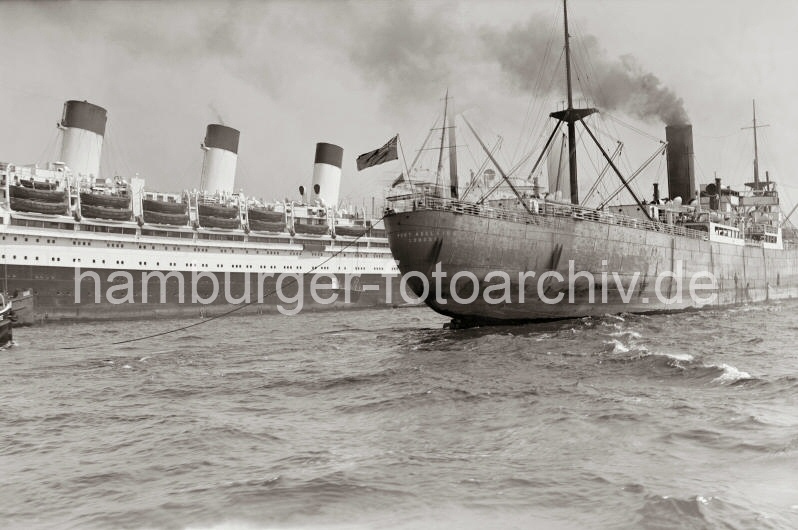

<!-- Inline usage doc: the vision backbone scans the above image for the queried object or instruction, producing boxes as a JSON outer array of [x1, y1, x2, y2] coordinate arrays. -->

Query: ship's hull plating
[[0, 318, 11, 346], [3, 265, 401, 321], [384, 209, 798, 323]]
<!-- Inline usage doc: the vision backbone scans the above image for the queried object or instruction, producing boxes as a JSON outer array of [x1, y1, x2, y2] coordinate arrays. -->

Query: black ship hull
[[384, 207, 798, 324], [2, 265, 403, 321], [0, 318, 11, 346]]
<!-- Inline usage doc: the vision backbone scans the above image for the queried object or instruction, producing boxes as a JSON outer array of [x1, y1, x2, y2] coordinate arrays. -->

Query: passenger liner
[[384, 0, 798, 326], [0, 100, 400, 320]]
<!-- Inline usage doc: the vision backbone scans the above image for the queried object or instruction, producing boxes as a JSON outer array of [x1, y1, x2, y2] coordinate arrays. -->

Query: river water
[[1, 302, 797, 529]]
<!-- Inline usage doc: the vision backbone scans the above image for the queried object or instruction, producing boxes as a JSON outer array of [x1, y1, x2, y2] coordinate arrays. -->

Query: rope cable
[[59, 216, 389, 350]]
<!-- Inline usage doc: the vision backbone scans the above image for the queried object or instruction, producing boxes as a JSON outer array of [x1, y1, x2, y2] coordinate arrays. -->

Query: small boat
[[9, 289, 34, 326], [294, 222, 329, 235], [80, 191, 130, 208], [143, 198, 187, 214], [19, 178, 57, 190], [142, 210, 189, 226], [335, 225, 369, 237], [81, 204, 133, 221], [10, 197, 68, 215], [248, 207, 284, 222], [0, 294, 14, 347], [198, 203, 238, 219], [201, 215, 240, 229], [10, 185, 66, 202], [249, 219, 286, 232]]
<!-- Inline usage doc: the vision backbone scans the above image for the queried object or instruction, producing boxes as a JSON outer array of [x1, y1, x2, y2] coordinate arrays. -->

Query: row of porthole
[[2, 236, 54, 243], [3, 233, 383, 251], [1, 254, 392, 269], [4, 238, 323, 258], [3, 236, 58, 245]]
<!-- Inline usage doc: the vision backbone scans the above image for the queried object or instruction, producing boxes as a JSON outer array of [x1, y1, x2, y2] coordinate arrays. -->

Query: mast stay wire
[[515, 48, 566, 170], [511, 5, 562, 164]]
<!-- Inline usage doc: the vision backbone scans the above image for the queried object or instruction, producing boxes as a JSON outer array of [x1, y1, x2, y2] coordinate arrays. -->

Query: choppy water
[[2, 302, 798, 529]]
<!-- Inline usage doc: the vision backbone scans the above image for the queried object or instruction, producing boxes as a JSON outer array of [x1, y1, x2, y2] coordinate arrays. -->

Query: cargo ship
[[0, 100, 400, 321], [383, 0, 798, 326]]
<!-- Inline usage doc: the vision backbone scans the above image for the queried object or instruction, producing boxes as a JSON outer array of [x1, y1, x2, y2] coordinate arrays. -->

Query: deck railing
[[386, 193, 711, 241]]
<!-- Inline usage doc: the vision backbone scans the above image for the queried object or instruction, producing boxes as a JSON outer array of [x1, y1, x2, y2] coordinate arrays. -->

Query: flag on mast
[[357, 135, 399, 171]]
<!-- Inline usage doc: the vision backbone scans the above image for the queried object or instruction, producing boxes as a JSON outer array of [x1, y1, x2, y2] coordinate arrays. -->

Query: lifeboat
[[248, 207, 284, 222], [143, 211, 189, 226], [335, 225, 369, 237], [294, 222, 329, 235], [249, 219, 286, 233], [80, 192, 131, 208], [201, 215, 240, 229], [10, 197, 68, 215], [81, 204, 133, 221], [19, 178, 57, 190], [198, 203, 238, 219], [142, 198, 187, 214], [10, 185, 66, 203]]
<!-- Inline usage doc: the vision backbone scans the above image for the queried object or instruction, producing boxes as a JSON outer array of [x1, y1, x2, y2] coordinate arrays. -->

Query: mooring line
[[59, 216, 387, 350]]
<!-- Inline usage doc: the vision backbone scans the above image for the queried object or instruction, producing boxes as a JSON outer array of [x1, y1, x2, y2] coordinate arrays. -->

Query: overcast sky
[[2, 0, 798, 209]]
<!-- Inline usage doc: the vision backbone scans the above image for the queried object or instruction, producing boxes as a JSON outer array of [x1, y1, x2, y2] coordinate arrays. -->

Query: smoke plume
[[480, 19, 689, 125], [343, 6, 689, 125]]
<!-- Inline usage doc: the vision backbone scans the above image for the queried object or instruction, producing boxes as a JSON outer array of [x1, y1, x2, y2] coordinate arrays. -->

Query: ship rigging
[[383, 0, 798, 326]]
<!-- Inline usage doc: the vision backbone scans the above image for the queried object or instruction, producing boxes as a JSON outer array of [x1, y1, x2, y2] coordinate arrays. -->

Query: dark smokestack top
[[665, 124, 695, 201], [665, 124, 693, 135], [204, 124, 240, 154], [314, 142, 343, 168], [61, 100, 107, 137]]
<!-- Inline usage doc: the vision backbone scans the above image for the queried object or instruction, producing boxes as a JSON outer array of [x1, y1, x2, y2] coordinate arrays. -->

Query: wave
[[634, 493, 788, 530], [711, 363, 753, 384], [610, 329, 642, 339], [598, 343, 759, 385]]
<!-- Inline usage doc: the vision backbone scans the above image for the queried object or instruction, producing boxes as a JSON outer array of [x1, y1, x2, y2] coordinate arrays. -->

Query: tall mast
[[436, 90, 449, 193], [448, 96, 459, 199], [741, 99, 769, 190], [752, 100, 760, 186], [563, 0, 579, 204]]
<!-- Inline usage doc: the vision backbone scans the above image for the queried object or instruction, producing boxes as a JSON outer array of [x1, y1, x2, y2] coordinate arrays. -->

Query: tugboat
[[0, 293, 14, 347], [9, 289, 34, 326]]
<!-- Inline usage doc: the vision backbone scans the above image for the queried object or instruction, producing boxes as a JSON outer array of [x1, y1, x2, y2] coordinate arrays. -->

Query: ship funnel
[[312, 142, 343, 206], [58, 100, 107, 179], [200, 124, 240, 194], [665, 125, 695, 203]]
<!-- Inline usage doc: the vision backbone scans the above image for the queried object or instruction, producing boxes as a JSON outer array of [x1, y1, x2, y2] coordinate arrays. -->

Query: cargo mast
[[742, 99, 769, 191], [549, 0, 596, 206], [562, 0, 577, 204]]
